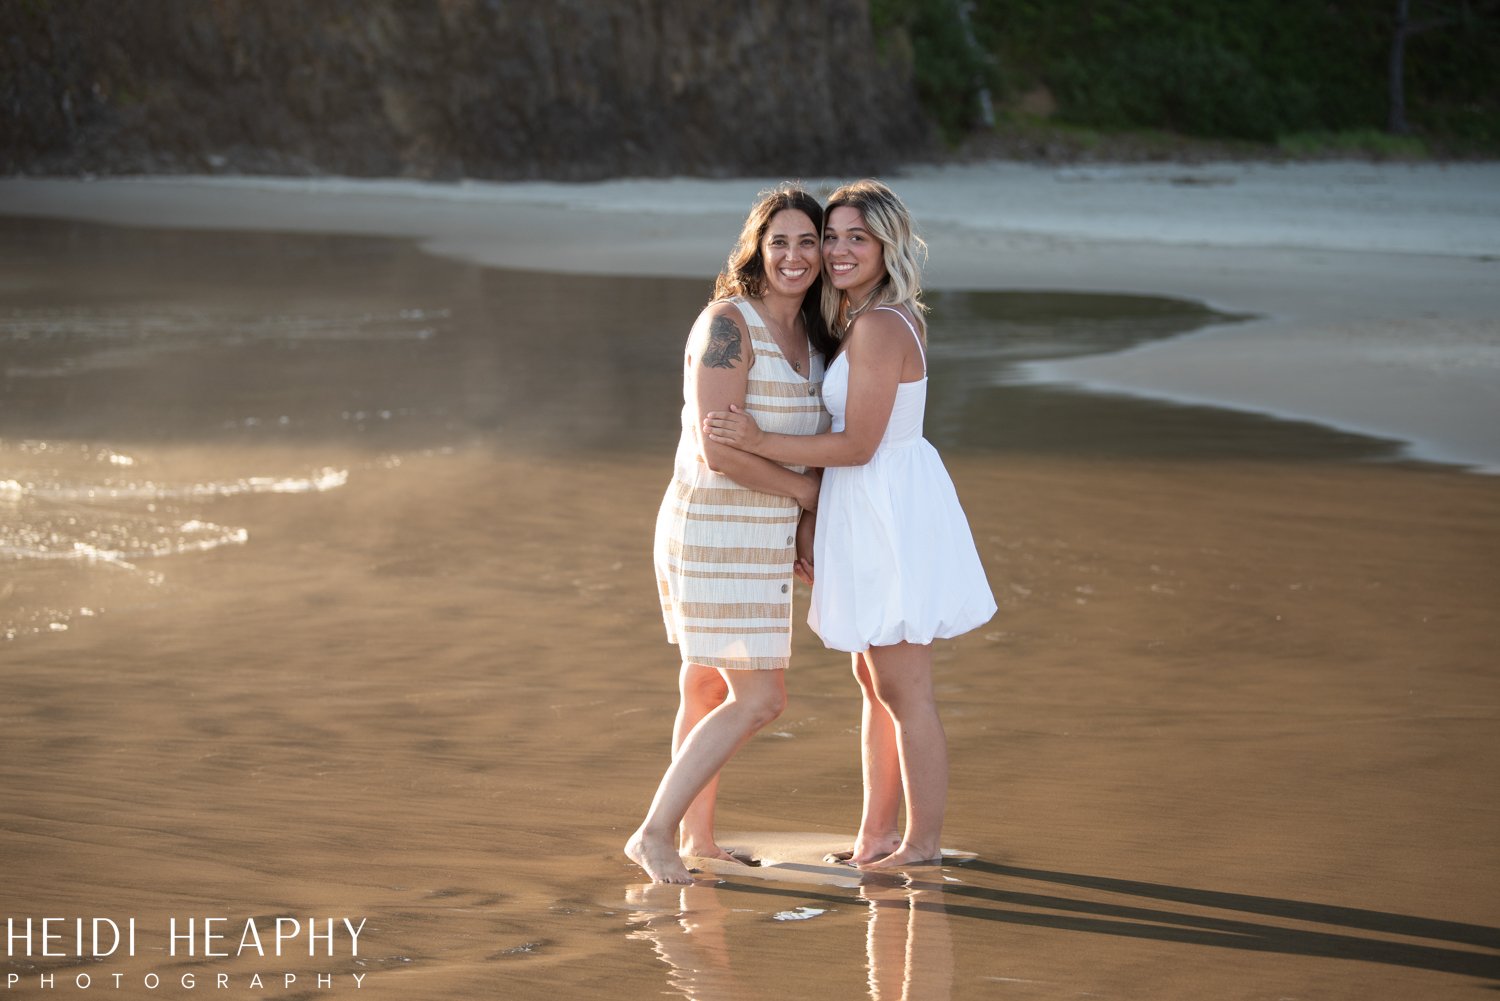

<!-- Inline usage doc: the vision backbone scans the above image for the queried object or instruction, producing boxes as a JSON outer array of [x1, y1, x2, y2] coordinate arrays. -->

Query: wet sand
[[2, 195, 1499, 998], [4, 446, 1498, 998]]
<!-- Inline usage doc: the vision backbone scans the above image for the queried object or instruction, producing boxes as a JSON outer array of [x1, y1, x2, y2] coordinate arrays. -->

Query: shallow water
[[3, 218, 1497, 1000], [0, 218, 1399, 640], [2, 217, 1402, 458]]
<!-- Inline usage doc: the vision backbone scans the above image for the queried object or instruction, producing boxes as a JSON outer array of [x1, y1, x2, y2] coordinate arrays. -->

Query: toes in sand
[[681, 842, 755, 865], [827, 838, 903, 867], [625, 830, 695, 884]]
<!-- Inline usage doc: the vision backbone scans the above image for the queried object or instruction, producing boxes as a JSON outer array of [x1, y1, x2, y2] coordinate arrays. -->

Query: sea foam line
[[0, 523, 250, 564], [4, 468, 348, 501]]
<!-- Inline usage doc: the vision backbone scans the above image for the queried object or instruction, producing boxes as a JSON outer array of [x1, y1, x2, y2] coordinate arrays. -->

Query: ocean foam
[[12, 467, 348, 502]]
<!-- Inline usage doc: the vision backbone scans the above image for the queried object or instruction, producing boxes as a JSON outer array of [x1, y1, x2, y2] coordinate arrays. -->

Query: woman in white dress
[[705, 179, 996, 870]]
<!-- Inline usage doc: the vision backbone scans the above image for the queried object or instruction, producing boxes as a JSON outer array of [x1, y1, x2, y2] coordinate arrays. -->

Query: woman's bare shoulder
[[846, 307, 916, 353], [696, 298, 748, 331]]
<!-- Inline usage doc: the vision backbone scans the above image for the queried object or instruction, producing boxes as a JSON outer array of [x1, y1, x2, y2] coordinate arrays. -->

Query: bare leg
[[626, 668, 787, 883], [859, 642, 947, 870], [674, 664, 736, 859], [850, 652, 903, 864]]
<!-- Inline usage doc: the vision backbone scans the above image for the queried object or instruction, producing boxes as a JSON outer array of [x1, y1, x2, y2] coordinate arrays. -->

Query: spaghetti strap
[[872, 305, 926, 374]]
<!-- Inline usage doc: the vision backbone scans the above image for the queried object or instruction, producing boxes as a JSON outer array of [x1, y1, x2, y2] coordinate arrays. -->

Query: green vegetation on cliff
[[877, 0, 1500, 154]]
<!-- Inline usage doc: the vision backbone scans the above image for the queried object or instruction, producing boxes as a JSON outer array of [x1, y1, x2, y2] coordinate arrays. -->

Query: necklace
[[755, 299, 807, 373], [841, 286, 885, 333]]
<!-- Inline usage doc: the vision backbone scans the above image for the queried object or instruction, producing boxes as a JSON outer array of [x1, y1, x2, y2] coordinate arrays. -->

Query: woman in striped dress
[[626, 186, 835, 884]]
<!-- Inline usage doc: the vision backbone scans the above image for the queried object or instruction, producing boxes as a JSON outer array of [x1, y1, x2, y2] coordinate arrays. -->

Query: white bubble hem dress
[[809, 306, 998, 652]]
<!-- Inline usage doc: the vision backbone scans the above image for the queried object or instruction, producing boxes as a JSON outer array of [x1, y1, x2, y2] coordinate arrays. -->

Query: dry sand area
[[1, 165, 1498, 999]]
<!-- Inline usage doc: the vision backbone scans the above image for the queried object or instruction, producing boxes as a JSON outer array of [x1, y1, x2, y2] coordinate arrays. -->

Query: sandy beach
[[2, 165, 1498, 999]]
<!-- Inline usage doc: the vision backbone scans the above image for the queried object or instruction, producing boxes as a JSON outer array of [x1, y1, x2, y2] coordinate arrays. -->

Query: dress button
[[786, 535, 795, 545], [780, 584, 789, 594], [808, 387, 816, 396]]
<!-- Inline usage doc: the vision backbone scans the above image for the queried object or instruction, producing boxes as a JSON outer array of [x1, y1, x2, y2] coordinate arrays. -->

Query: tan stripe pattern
[[681, 511, 791, 525], [653, 296, 832, 671], [671, 480, 786, 508], [683, 625, 790, 635], [661, 563, 788, 581], [677, 601, 791, 619], [670, 541, 794, 565]]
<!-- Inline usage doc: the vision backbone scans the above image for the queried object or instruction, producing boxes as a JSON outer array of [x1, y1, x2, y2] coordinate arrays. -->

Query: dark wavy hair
[[712, 183, 837, 361]]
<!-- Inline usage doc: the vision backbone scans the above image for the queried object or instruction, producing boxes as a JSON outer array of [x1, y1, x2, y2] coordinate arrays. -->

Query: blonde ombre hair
[[820, 179, 928, 337]]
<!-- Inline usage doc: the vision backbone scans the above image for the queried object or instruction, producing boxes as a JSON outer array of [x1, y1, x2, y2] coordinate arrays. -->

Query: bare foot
[[687, 846, 762, 870], [825, 835, 901, 866], [625, 828, 695, 884], [681, 841, 753, 865], [857, 845, 944, 871]]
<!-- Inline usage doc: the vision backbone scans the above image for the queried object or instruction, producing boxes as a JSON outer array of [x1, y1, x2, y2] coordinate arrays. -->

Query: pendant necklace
[[841, 286, 884, 333], [760, 299, 805, 373]]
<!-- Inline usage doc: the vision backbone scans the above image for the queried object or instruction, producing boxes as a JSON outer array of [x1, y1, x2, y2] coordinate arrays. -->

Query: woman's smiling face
[[822, 205, 885, 297], [759, 209, 821, 298]]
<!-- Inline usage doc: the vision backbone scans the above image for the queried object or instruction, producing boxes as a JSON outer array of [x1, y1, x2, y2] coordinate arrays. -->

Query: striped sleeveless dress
[[653, 296, 831, 670]]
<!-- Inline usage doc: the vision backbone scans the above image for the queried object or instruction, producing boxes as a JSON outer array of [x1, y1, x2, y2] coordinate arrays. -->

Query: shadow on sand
[[712, 860, 1500, 983]]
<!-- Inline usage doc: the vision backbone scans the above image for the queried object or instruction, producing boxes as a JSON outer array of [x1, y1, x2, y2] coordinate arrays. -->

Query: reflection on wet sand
[[862, 878, 953, 1001], [625, 875, 955, 1001], [627, 883, 739, 1001]]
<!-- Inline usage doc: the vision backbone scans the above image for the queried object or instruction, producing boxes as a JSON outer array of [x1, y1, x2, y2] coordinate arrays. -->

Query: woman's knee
[[747, 687, 787, 727], [730, 674, 787, 727], [867, 660, 936, 717], [681, 664, 729, 704]]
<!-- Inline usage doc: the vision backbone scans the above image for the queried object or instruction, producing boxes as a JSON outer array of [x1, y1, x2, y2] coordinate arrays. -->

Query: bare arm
[[704, 310, 917, 467], [793, 508, 816, 585], [687, 305, 821, 510]]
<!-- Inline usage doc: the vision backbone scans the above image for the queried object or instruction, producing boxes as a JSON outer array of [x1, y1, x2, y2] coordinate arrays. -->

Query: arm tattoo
[[702, 315, 743, 369]]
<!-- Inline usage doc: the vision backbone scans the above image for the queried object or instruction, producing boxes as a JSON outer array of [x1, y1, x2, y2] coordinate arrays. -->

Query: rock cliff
[[2, 0, 935, 178]]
